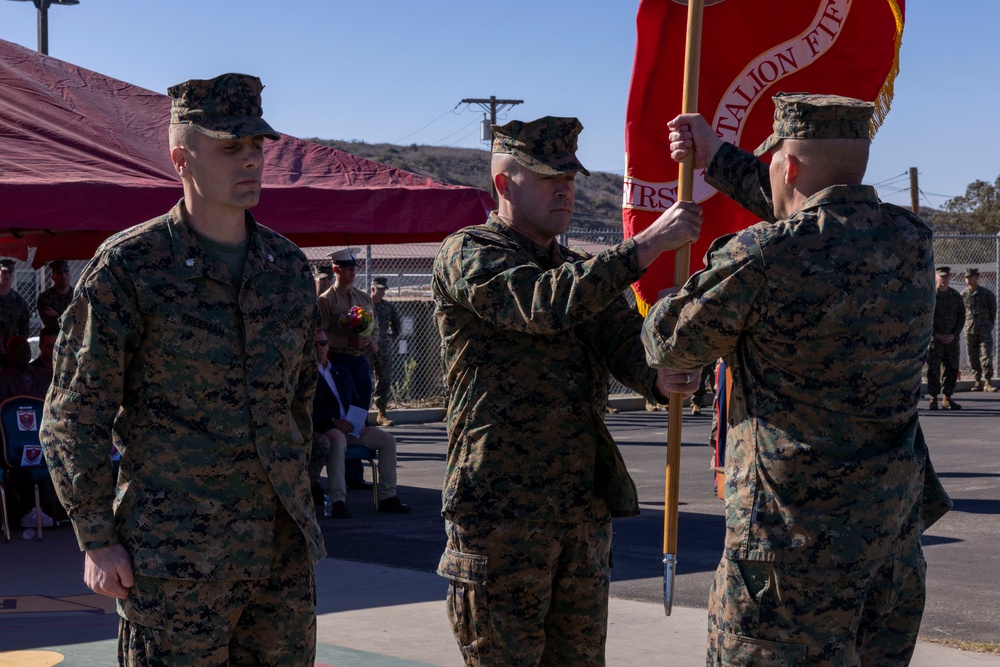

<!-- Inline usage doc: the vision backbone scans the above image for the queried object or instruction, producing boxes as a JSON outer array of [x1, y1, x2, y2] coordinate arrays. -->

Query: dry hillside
[[309, 138, 625, 228]]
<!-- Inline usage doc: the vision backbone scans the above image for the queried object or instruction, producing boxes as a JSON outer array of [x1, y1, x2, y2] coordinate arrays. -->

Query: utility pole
[[909, 167, 920, 214], [461, 96, 524, 130], [460, 96, 523, 204]]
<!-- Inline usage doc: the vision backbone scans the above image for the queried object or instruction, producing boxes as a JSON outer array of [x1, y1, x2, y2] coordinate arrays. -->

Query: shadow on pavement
[[921, 534, 962, 547], [937, 471, 1000, 478], [949, 498, 1000, 515]]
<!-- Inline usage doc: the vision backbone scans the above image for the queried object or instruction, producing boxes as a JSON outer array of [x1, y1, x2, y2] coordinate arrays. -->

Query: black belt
[[330, 348, 366, 357]]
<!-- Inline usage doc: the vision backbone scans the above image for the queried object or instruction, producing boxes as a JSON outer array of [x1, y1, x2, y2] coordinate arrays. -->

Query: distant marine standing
[[927, 266, 966, 409], [961, 267, 997, 392], [0, 258, 31, 337], [369, 275, 401, 427], [36, 259, 75, 329]]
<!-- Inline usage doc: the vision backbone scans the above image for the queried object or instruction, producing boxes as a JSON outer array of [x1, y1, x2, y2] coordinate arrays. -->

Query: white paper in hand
[[346, 405, 368, 438]]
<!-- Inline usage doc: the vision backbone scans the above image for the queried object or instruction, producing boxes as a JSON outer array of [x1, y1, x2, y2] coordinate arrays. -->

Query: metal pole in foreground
[[664, 0, 704, 616], [6, 0, 80, 56]]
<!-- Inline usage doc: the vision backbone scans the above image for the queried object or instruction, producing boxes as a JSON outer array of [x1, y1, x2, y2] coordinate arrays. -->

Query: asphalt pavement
[[1, 387, 998, 665]]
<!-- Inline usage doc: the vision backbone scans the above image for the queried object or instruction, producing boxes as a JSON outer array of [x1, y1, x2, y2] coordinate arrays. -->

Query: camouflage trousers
[[706, 547, 926, 667], [371, 350, 393, 413], [926, 339, 960, 396], [966, 331, 995, 382], [438, 515, 612, 666], [118, 508, 316, 666]]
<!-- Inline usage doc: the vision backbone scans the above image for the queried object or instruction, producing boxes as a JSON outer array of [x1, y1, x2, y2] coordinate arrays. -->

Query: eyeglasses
[[315, 340, 329, 347]]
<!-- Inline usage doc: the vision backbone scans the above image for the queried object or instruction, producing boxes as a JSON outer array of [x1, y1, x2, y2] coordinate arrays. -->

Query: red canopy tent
[[0, 38, 493, 267]]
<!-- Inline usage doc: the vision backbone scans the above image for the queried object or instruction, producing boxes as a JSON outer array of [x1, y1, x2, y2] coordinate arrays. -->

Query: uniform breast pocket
[[150, 320, 235, 429]]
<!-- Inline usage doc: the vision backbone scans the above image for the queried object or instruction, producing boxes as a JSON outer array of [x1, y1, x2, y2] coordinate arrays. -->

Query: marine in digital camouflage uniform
[[369, 276, 401, 425], [40, 73, 325, 666], [0, 258, 31, 337], [432, 116, 703, 666], [36, 259, 74, 329], [927, 266, 966, 409], [651, 94, 952, 667], [961, 267, 997, 392]]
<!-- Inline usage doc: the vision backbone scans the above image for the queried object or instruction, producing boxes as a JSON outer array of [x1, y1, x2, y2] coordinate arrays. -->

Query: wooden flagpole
[[663, 0, 704, 616]]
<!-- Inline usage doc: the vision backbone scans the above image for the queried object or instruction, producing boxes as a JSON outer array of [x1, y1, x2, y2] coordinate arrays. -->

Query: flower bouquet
[[340, 306, 375, 348]]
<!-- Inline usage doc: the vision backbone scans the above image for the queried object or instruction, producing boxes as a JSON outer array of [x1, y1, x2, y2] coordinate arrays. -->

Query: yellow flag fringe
[[872, 0, 904, 137]]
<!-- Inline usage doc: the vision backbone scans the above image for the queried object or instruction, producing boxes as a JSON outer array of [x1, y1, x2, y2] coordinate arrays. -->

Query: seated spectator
[[312, 330, 410, 518], [0, 336, 51, 401], [0, 335, 57, 528]]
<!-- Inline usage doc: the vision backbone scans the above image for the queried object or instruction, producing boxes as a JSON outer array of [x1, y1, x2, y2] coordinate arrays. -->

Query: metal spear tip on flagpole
[[663, 553, 677, 615]]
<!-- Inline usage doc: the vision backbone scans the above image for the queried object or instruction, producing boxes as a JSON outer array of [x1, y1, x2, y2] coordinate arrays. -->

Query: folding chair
[[0, 396, 49, 541], [345, 444, 379, 509]]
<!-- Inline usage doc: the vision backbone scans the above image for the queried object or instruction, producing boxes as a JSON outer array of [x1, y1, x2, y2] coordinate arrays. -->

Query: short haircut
[[783, 137, 870, 183], [490, 152, 522, 180], [168, 122, 200, 150]]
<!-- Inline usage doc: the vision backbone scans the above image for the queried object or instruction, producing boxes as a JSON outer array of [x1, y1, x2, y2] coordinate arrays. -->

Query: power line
[[392, 104, 463, 144], [431, 118, 480, 145], [868, 171, 909, 187], [921, 191, 958, 200], [444, 125, 483, 148]]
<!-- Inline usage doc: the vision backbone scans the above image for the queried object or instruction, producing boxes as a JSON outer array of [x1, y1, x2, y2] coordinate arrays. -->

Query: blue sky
[[2, 0, 996, 210]]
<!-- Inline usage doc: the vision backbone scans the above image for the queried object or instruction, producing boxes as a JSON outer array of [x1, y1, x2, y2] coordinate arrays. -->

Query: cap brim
[[188, 117, 280, 141], [753, 134, 781, 157], [326, 247, 361, 259], [511, 153, 590, 177]]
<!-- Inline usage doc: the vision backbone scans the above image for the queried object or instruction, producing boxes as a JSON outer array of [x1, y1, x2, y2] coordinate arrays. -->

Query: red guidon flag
[[623, 0, 904, 313]]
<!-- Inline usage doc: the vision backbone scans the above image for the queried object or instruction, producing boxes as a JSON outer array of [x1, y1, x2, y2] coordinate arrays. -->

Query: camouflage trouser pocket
[[718, 632, 807, 666], [438, 548, 492, 667], [710, 559, 805, 665], [117, 575, 166, 665], [736, 559, 772, 604], [118, 576, 165, 629]]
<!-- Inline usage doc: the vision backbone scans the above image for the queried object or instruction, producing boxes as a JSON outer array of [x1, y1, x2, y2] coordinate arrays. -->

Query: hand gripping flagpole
[[664, 0, 704, 616]]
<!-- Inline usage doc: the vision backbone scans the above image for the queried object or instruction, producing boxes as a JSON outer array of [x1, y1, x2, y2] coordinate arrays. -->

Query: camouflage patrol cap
[[372, 276, 388, 288], [754, 93, 875, 156], [168, 73, 280, 141], [936, 266, 951, 276], [47, 259, 69, 271], [492, 116, 590, 176], [313, 264, 334, 279], [0, 258, 16, 271], [964, 267, 979, 278]]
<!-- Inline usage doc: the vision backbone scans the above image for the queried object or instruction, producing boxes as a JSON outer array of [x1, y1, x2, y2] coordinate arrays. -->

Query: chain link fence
[[10, 231, 996, 406], [304, 231, 1000, 407]]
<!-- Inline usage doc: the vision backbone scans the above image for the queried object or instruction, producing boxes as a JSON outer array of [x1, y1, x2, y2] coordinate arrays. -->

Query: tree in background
[[940, 176, 1000, 234]]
